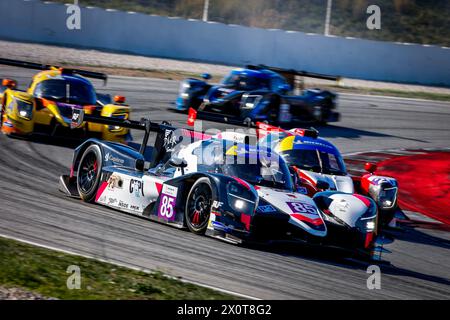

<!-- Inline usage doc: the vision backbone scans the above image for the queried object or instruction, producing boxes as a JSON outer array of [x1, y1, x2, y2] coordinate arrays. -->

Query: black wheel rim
[[187, 184, 211, 229], [79, 152, 98, 193]]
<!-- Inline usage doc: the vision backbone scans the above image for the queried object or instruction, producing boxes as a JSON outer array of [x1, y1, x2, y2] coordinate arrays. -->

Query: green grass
[[0, 236, 235, 300]]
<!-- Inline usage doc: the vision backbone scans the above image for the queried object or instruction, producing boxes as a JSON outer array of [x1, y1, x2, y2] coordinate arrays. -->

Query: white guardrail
[[1, 0, 450, 86]]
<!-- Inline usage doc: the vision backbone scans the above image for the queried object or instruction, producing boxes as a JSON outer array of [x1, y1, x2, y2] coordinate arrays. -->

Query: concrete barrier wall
[[1, 0, 449, 86]]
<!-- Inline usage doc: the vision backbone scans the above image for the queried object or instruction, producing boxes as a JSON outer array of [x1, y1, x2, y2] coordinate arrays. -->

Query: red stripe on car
[[233, 177, 251, 190], [240, 213, 251, 230], [95, 182, 108, 202], [291, 214, 323, 226], [353, 194, 371, 208]]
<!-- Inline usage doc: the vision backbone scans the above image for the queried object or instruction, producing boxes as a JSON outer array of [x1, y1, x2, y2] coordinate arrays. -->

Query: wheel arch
[[175, 173, 221, 216], [72, 139, 105, 176]]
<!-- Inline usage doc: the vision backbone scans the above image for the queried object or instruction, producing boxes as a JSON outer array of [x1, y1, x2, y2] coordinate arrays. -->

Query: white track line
[[0, 233, 260, 300]]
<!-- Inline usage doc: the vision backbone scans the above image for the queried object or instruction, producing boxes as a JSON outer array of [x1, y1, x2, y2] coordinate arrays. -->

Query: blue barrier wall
[[1, 0, 449, 86]]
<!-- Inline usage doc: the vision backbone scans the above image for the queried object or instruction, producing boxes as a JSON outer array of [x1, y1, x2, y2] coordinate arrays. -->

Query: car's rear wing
[[71, 108, 211, 166], [0, 58, 108, 85], [246, 64, 341, 90]]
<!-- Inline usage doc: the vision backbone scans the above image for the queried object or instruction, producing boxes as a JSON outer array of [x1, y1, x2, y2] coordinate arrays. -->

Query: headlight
[[16, 99, 33, 120], [378, 186, 398, 209], [369, 181, 398, 209], [234, 199, 245, 210], [108, 113, 128, 132], [366, 221, 376, 231], [179, 81, 191, 98], [355, 198, 378, 232], [226, 181, 256, 214]]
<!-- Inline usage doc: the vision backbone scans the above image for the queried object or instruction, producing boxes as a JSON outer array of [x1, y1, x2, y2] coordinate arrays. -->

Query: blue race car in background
[[175, 65, 341, 127]]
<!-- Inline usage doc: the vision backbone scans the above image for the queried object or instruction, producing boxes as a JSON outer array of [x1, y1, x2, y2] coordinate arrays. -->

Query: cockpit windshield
[[281, 149, 347, 176], [195, 140, 294, 190], [34, 79, 96, 105], [222, 74, 269, 91]]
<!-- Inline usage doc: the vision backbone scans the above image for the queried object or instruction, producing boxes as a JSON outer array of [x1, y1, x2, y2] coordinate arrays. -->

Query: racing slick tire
[[185, 178, 213, 235], [77, 144, 103, 203]]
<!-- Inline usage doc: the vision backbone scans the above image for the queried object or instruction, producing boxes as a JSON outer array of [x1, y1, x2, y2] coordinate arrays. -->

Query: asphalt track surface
[[0, 67, 449, 299]]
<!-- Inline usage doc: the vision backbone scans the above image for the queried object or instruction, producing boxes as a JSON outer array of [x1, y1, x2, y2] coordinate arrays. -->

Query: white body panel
[[257, 186, 327, 237], [96, 171, 170, 215], [327, 193, 370, 227]]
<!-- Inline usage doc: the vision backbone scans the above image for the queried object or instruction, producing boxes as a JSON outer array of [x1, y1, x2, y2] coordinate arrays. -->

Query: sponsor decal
[[368, 176, 395, 186], [163, 129, 179, 151], [70, 107, 84, 129], [256, 205, 277, 213], [158, 184, 178, 221], [129, 179, 144, 197], [296, 187, 308, 194], [286, 202, 318, 215], [107, 197, 118, 205], [118, 201, 129, 209], [212, 200, 223, 210], [336, 199, 350, 213], [104, 152, 125, 165], [130, 204, 141, 212], [107, 173, 122, 190], [210, 221, 233, 232]]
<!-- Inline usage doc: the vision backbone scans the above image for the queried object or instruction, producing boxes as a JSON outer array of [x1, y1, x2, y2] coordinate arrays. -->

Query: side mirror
[[114, 95, 126, 104], [2, 78, 17, 89], [169, 157, 188, 168], [316, 180, 329, 191], [201, 73, 212, 80], [364, 162, 377, 174]]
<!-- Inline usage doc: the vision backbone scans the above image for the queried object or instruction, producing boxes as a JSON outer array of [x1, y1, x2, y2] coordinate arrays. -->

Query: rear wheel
[[185, 178, 212, 235], [77, 145, 102, 202]]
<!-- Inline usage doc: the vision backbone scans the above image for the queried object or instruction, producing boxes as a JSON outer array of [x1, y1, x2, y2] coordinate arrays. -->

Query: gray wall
[[1, 0, 450, 86]]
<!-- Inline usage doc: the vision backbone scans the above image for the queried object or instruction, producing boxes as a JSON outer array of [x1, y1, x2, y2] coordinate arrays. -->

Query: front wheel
[[77, 144, 103, 202], [185, 178, 213, 235]]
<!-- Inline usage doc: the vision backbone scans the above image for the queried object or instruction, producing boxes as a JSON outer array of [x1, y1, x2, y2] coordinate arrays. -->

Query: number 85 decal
[[287, 202, 318, 215], [158, 194, 176, 220]]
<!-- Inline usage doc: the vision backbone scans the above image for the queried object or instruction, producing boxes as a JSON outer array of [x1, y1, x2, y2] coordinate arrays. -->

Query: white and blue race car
[[59, 109, 388, 260]]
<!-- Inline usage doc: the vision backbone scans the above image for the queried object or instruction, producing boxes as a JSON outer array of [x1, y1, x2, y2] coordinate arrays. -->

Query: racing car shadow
[[387, 223, 450, 251], [316, 124, 428, 143], [242, 236, 450, 288]]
